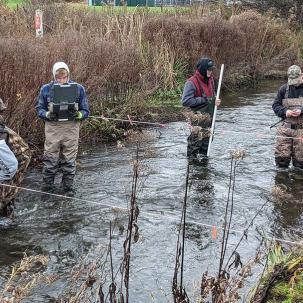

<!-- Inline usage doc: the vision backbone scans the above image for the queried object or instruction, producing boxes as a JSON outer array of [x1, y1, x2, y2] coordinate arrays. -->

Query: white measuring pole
[[206, 64, 224, 157]]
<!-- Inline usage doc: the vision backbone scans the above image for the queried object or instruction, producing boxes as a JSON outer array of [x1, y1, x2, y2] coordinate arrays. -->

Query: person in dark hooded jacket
[[181, 58, 221, 159], [272, 65, 303, 168]]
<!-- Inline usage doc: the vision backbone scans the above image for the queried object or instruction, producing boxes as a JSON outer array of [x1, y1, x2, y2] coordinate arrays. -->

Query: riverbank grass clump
[[250, 244, 303, 302]]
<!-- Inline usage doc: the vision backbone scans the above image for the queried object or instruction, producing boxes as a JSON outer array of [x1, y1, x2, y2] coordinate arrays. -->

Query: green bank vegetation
[[250, 244, 303, 303], [1, 0, 23, 8]]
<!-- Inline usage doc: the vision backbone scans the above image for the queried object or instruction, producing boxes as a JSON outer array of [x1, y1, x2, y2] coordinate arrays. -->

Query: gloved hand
[[74, 111, 83, 121], [45, 111, 57, 121]]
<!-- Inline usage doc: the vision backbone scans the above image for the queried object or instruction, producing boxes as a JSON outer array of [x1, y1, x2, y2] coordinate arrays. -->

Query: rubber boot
[[42, 176, 55, 192], [275, 157, 290, 168], [61, 177, 75, 196]]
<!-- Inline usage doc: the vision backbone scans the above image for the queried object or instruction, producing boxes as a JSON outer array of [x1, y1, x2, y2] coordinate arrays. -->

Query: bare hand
[[215, 99, 221, 107], [286, 109, 302, 117]]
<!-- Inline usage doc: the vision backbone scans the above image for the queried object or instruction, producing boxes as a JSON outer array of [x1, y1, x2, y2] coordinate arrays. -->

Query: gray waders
[[43, 121, 80, 191]]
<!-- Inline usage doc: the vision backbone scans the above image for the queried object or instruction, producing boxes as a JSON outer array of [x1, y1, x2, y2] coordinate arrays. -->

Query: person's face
[[294, 74, 303, 87], [56, 71, 68, 84], [207, 69, 213, 77]]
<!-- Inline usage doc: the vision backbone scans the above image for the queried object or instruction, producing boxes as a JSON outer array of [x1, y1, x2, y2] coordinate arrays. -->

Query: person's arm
[[77, 84, 90, 119], [35, 85, 49, 120], [181, 81, 209, 108], [272, 85, 287, 118], [0, 139, 18, 182]]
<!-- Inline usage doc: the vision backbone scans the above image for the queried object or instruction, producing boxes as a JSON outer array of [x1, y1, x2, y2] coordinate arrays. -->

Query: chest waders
[[187, 91, 216, 159], [43, 83, 81, 192], [0, 127, 31, 217], [275, 85, 303, 168]]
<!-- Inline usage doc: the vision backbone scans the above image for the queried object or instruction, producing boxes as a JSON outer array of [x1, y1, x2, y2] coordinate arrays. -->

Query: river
[[1, 80, 303, 302]]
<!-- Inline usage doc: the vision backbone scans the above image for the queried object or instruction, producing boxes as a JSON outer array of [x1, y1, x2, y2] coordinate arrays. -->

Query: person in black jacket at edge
[[181, 58, 221, 161], [272, 65, 303, 168]]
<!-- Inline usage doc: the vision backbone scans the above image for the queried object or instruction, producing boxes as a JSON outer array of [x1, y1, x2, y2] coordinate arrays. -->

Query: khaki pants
[[275, 124, 303, 168], [43, 121, 80, 186]]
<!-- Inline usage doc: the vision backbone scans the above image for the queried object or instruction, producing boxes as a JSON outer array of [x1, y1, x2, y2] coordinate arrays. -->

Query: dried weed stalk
[[59, 244, 109, 303], [196, 150, 271, 302], [0, 254, 51, 303], [172, 162, 190, 303]]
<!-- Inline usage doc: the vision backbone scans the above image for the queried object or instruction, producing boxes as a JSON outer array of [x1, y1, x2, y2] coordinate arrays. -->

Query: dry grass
[[0, 3, 299, 146], [0, 254, 52, 303]]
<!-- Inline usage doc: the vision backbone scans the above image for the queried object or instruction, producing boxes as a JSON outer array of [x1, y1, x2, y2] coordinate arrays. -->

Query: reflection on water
[[272, 169, 303, 237], [1, 80, 303, 301]]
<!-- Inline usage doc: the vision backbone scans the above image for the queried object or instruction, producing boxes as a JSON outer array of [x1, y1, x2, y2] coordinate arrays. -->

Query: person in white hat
[[36, 62, 89, 193]]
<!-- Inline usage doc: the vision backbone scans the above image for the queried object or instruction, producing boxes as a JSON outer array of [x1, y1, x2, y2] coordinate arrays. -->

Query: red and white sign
[[35, 9, 43, 38]]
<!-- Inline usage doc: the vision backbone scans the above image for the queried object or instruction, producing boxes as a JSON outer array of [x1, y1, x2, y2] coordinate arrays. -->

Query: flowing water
[[1, 80, 303, 302]]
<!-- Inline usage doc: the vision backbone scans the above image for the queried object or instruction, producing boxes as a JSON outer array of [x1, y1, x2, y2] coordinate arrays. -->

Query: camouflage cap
[[0, 98, 7, 112], [288, 65, 302, 85]]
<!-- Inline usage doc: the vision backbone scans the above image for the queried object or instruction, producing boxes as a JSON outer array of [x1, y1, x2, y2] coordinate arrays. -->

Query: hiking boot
[[275, 157, 290, 168]]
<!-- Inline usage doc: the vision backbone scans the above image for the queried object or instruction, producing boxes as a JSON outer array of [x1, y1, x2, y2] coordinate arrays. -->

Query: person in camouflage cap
[[272, 65, 303, 168], [0, 98, 31, 217]]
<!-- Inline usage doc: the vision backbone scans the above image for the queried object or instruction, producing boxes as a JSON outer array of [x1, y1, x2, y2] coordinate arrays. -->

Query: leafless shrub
[[270, 185, 292, 205], [58, 244, 109, 303], [0, 4, 299, 147]]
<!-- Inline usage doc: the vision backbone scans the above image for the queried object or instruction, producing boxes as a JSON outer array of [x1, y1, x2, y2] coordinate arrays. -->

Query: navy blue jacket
[[273, 83, 303, 118], [36, 80, 89, 120]]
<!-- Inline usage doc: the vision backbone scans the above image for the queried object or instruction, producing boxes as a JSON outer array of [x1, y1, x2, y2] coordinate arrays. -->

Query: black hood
[[196, 58, 215, 81]]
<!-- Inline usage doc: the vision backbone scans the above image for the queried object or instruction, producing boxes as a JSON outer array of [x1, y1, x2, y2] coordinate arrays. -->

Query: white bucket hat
[[52, 61, 70, 80]]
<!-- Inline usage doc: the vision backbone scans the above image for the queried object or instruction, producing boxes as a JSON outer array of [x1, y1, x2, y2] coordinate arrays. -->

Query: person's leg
[[274, 126, 293, 168], [187, 132, 200, 158], [60, 122, 80, 192], [0, 199, 14, 218], [198, 136, 210, 156], [0, 182, 17, 218], [42, 122, 61, 190], [292, 129, 303, 168]]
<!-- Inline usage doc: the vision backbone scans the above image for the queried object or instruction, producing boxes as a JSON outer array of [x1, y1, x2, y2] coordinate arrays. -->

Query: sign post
[[35, 9, 43, 38]]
